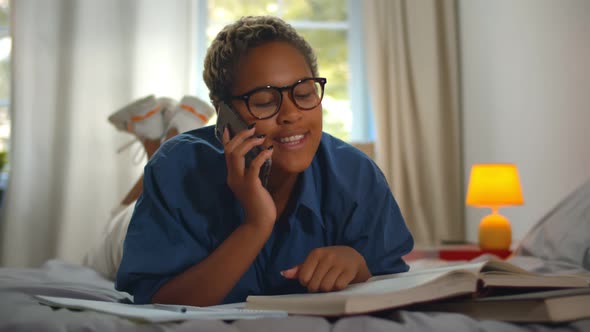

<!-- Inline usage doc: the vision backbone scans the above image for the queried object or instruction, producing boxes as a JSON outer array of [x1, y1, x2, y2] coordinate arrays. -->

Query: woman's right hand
[[222, 125, 276, 229]]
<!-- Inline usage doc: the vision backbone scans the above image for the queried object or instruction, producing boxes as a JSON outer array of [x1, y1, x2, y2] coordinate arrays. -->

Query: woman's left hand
[[280, 246, 371, 292]]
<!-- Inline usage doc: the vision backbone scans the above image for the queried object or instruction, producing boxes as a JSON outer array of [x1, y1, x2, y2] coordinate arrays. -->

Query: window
[[0, 0, 10, 191], [197, 0, 371, 142]]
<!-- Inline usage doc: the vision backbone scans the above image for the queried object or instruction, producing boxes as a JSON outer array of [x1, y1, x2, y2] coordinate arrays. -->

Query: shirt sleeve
[[343, 162, 414, 276], [115, 144, 214, 304]]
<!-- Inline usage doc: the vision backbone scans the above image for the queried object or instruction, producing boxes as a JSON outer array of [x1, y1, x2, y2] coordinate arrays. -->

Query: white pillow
[[515, 178, 590, 270], [83, 203, 134, 280]]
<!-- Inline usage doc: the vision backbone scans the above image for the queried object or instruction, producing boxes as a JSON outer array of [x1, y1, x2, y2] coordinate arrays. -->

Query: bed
[[1, 178, 589, 331]]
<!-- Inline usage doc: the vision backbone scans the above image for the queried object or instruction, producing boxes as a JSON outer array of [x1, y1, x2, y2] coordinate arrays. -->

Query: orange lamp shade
[[466, 164, 524, 207]]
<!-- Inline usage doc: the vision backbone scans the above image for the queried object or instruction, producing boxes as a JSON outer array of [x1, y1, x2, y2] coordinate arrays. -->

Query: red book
[[438, 245, 512, 260], [404, 244, 512, 262]]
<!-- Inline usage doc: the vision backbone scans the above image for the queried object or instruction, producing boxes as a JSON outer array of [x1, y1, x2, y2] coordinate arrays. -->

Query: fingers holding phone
[[215, 102, 272, 184], [223, 126, 273, 185], [245, 142, 273, 186], [221, 125, 259, 176], [216, 103, 276, 226]]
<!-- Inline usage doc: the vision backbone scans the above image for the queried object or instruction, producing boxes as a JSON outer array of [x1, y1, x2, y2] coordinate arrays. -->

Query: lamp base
[[478, 211, 512, 251]]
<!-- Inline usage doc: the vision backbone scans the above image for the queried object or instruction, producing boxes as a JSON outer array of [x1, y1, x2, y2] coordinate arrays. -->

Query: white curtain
[[0, 0, 198, 267], [362, 0, 463, 245]]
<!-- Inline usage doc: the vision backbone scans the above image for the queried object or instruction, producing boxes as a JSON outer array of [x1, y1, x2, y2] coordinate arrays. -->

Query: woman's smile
[[274, 131, 309, 150]]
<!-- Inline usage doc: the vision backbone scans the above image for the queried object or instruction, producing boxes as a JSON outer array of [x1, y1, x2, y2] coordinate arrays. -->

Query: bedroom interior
[[0, 0, 589, 331]]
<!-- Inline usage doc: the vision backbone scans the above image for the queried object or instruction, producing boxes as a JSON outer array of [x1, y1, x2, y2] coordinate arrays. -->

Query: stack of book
[[245, 258, 590, 322]]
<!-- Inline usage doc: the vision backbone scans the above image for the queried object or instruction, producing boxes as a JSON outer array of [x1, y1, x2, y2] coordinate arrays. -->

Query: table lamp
[[466, 164, 524, 250]]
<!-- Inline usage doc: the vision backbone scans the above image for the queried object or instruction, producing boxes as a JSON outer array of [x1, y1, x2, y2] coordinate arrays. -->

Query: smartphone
[[215, 102, 271, 187]]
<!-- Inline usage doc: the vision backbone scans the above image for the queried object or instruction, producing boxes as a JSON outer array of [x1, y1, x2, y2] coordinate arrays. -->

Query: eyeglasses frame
[[229, 77, 327, 120]]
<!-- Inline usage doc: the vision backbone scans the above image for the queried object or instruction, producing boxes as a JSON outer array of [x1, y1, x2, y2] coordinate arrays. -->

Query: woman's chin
[[270, 158, 311, 176]]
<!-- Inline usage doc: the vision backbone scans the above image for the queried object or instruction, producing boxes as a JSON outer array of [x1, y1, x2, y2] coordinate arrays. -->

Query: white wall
[[459, 0, 590, 243]]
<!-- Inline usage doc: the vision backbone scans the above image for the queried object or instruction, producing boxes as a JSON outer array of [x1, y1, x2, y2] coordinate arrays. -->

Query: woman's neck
[[267, 169, 299, 219]]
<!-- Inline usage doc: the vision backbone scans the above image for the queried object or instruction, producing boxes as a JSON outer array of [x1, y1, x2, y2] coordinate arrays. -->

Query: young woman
[[116, 16, 413, 306]]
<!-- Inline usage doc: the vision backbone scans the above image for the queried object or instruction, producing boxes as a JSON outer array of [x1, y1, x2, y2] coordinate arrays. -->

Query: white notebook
[[35, 295, 287, 323]]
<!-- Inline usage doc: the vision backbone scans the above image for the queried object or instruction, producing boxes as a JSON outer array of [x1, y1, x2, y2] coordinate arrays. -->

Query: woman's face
[[230, 41, 323, 175]]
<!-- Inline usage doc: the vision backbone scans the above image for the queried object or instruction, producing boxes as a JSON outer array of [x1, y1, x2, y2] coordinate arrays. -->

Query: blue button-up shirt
[[116, 126, 413, 304]]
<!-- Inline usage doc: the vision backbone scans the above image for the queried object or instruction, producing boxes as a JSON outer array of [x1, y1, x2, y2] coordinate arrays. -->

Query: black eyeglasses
[[230, 77, 327, 120]]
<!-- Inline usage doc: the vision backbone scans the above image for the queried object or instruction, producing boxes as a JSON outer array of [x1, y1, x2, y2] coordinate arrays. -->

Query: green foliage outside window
[[0, 150, 6, 171]]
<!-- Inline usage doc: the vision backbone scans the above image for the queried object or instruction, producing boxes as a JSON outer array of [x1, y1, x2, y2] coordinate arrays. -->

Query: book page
[[35, 295, 287, 322], [477, 287, 590, 302], [369, 261, 487, 283], [415, 288, 590, 323], [342, 268, 477, 295], [480, 271, 589, 288], [480, 260, 531, 274], [370, 257, 550, 285]]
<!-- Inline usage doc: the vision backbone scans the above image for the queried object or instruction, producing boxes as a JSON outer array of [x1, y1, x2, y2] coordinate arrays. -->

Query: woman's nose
[[276, 92, 303, 124]]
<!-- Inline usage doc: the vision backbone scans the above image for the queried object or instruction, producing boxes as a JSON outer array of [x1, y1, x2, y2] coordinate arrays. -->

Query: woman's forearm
[[152, 221, 273, 306]]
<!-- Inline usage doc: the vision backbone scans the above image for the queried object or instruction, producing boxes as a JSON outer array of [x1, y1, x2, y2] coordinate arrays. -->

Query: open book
[[245, 259, 590, 317], [414, 288, 590, 323]]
